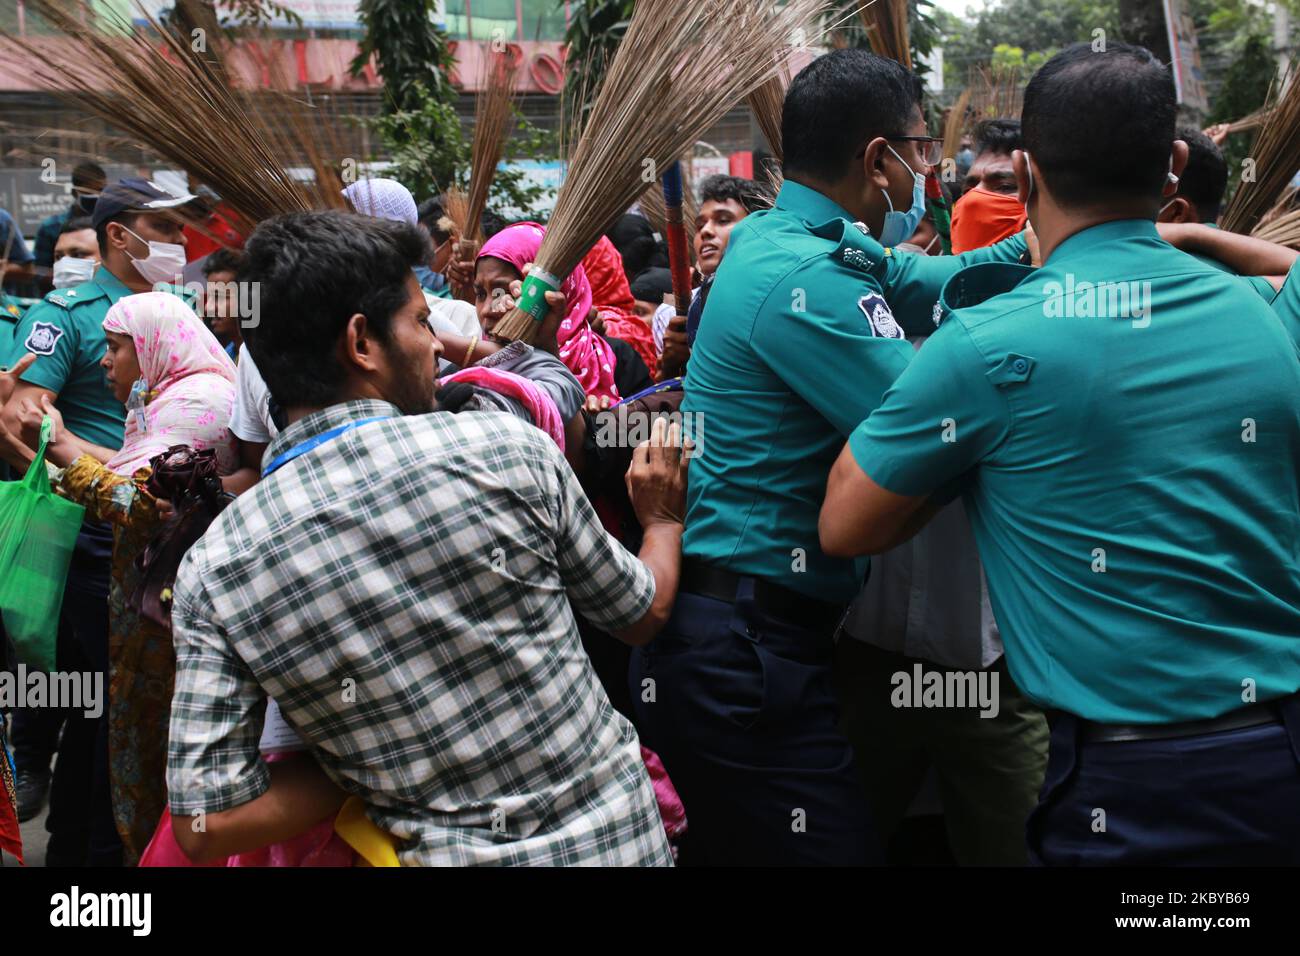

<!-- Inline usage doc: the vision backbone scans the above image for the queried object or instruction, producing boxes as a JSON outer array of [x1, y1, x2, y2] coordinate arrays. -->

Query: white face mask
[[120, 224, 186, 285], [52, 256, 97, 289]]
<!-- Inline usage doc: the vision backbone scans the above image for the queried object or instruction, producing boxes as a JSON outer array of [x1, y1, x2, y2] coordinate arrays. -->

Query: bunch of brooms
[[1222, 66, 1300, 239], [5, 0, 349, 233], [446, 45, 522, 254], [13, 0, 829, 324], [489, 0, 832, 343]]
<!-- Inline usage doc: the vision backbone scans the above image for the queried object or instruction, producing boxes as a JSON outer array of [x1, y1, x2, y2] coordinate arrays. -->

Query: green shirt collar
[[91, 264, 139, 304], [775, 179, 858, 226], [1047, 218, 1160, 267]]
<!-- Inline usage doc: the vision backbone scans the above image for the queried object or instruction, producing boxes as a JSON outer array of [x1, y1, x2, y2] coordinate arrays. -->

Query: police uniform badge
[[858, 293, 904, 339], [24, 321, 64, 355]]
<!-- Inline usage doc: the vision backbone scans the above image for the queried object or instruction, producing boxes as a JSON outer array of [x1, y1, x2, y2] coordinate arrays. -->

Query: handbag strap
[[21, 416, 54, 494]]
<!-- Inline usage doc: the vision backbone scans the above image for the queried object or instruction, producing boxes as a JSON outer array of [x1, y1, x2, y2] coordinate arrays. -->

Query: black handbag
[[129, 445, 232, 631]]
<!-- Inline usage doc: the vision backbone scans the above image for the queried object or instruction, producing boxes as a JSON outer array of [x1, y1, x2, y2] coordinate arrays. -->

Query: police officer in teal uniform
[[629, 49, 1031, 866], [0, 177, 194, 867], [822, 43, 1300, 865]]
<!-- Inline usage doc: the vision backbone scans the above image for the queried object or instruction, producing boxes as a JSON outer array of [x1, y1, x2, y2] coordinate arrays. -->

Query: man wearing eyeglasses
[[630, 48, 1034, 866]]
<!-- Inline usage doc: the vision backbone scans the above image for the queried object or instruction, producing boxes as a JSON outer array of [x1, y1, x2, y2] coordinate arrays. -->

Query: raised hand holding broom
[[487, 0, 832, 346]]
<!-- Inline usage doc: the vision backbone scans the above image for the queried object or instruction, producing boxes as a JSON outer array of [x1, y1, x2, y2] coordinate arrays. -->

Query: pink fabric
[[582, 238, 659, 374], [442, 366, 566, 452], [102, 292, 238, 476], [138, 753, 355, 868], [478, 223, 621, 403], [640, 745, 688, 844], [139, 807, 353, 868]]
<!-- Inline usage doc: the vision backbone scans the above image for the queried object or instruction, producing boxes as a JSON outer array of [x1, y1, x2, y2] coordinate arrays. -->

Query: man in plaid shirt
[[167, 210, 687, 866]]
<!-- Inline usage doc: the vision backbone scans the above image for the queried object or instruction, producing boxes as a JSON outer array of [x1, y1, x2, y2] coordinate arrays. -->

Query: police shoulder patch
[[25, 321, 64, 355], [858, 293, 904, 339]]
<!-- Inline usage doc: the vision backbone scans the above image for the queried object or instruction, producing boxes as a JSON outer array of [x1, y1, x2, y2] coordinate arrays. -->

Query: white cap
[[341, 178, 419, 226]]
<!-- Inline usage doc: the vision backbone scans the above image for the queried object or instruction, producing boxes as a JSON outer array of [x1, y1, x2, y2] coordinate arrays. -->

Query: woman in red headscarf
[[582, 236, 660, 376]]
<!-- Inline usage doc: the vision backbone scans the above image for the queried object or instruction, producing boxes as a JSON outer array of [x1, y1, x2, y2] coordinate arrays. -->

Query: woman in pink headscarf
[[474, 222, 623, 404], [36, 291, 237, 863]]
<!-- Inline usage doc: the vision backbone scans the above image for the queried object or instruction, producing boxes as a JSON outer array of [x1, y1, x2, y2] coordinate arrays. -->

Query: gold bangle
[[464, 335, 478, 367]]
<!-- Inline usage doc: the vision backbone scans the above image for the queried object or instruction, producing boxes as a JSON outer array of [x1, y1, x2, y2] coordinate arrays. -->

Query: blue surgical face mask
[[879, 144, 927, 248]]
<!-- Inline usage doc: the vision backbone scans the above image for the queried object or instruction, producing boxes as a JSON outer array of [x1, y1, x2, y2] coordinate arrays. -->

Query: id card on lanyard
[[261, 416, 391, 479]]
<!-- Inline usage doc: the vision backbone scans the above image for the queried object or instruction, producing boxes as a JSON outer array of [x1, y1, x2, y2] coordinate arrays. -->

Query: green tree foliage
[[939, 0, 1292, 126], [562, 0, 634, 123], [833, 1, 943, 83], [350, 0, 552, 216]]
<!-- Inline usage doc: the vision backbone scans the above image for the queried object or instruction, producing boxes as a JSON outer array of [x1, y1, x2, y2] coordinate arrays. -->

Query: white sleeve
[[652, 303, 675, 354], [426, 295, 481, 339], [229, 344, 278, 443]]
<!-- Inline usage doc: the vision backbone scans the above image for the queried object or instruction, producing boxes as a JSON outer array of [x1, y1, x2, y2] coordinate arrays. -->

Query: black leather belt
[[1080, 699, 1286, 744], [681, 557, 844, 635]]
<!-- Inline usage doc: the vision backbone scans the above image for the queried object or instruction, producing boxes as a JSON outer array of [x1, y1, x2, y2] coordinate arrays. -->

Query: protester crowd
[[1, 42, 1298, 867]]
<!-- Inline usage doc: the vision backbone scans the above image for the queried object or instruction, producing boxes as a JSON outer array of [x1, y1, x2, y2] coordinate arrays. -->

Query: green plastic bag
[[0, 416, 85, 670]]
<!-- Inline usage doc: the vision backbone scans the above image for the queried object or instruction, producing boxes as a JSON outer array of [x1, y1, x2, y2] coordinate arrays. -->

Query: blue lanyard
[[261, 416, 390, 478], [613, 378, 682, 407]]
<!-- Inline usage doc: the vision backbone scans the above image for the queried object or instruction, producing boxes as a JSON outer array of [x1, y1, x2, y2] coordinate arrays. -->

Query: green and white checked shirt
[[167, 399, 673, 866]]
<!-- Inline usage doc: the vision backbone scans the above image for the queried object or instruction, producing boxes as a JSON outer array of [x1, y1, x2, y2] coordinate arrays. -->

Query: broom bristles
[[444, 187, 471, 237], [1222, 66, 1300, 234], [858, 0, 911, 70], [464, 46, 520, 244], [1227, 107, 1273, 134], [747, 69, 789, 162], [6, 1, 350, 232], [942, 88, 972, 162], [493, 0, 833, 343], [1250, 185, 1300, 247]]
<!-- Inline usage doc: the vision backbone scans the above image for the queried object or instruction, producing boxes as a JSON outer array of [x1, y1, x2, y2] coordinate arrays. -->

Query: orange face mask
[[950, 187, 1028, 254]]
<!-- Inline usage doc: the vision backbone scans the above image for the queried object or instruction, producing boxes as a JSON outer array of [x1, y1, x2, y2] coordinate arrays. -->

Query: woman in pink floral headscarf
[[37, 291, 237, 863], [474, 222, 622, 404], [101, 292, 239, 475]]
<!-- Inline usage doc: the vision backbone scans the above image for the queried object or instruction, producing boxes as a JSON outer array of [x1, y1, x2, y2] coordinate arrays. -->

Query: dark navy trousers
[[630, 581, 880, 865], [1028, 695, 1300, 865], [44, 520, 121, 867]]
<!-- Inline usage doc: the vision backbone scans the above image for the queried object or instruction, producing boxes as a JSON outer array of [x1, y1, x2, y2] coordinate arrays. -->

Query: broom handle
[[662, 162, 693, 316]]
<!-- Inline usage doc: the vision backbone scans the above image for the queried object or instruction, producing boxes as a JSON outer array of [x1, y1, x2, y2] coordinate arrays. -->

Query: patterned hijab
[[477, 222, 620, 403], [101, 292, 238, 476]]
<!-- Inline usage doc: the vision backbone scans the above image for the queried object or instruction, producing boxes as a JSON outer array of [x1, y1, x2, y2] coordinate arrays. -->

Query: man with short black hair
[[658, 174, 771, 375], [632, 48, 1030, 866], [823, 42, 1300, 865], [50, 216, 99, 290], [415, 197, 457, 298], [202, 247, 245, 358], [1158, 126, 1226, 225], [169, 209, 687, 866], [950, 119, 1026, 253]]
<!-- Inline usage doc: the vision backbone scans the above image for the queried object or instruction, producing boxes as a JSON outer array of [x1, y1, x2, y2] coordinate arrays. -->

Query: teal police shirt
[[1269, 257, 1300, 347], [681, 179, 1028, 603], [848, 219, 1300, 723], [7, 265, 141, 451]]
